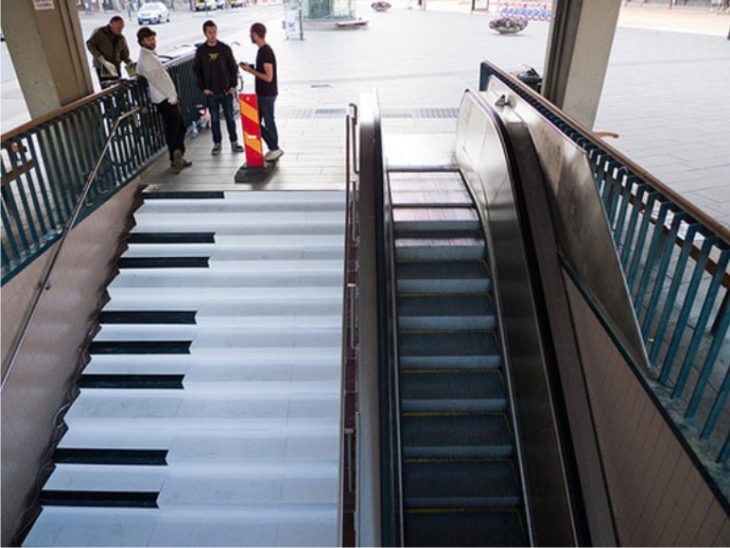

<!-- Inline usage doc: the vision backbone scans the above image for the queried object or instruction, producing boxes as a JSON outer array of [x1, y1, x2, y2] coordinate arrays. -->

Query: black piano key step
[[79, 374, 184, 389], [127, 233, 215, 244], [99, 311, 197, 325], [53, 448, 168, 466], [89, 341, 191, 354], [142, 191, 224, 200], [118, 257, 209, 269], [39, 490, 159, 508]]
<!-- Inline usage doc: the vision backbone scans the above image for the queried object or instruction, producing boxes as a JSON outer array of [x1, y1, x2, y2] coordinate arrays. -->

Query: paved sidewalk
[[257, 3, 729, 226]]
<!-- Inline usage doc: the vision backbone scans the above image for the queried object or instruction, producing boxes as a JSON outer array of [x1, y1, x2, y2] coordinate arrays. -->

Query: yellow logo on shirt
[[208, 53, 219, 61]]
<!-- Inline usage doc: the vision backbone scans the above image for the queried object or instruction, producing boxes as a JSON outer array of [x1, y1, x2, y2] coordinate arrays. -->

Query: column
[[542, 0, 622, 129], [1, 0, 94, 120]]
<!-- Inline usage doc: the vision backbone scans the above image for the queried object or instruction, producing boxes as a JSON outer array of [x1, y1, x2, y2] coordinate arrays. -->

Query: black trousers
[[157, 100, 186, 161]]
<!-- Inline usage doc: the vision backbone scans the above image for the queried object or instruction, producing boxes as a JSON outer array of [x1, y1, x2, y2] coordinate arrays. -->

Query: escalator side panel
[[454, 91, 580, 545]]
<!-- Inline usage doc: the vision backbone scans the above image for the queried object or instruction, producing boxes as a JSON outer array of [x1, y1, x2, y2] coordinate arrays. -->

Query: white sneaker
[[265, 149, 284, 162]]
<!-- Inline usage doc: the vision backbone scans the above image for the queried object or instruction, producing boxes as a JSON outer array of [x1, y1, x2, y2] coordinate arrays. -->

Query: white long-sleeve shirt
[[136, 47, 178, 104]]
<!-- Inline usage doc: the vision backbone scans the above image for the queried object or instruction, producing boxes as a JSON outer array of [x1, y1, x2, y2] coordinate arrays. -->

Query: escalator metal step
[[400, 370, 506, 413], [390, 180, 466, 193], [403, 459, 520, 508], [405, 508, 526, 547], [388, 171, 464, 184], [391, 190, 473, 208], [397, 261, 491, 294], [401, 413, 514, 459], [395, 236, 484, 261], [398, 295, 495, 330], [399, 331, 502, 369], [393, 207, 480, 232]]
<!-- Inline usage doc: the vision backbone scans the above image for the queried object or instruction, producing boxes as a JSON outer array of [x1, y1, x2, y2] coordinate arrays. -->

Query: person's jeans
[[157, 100, 186, 161], [258, 95, 279, 151], [206, 92, 238, 144]]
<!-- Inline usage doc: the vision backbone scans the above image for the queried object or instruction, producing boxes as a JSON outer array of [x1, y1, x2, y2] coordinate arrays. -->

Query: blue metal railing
[[1, 54, 204, 285], [480, 61, 729, 481]]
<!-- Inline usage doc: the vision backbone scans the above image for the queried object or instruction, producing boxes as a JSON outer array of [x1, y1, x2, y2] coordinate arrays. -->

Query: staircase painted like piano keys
[[23, 191, 346, 548]]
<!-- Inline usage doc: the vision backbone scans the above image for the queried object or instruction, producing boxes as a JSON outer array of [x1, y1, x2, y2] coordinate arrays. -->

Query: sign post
[[284, 0, 304, 41]]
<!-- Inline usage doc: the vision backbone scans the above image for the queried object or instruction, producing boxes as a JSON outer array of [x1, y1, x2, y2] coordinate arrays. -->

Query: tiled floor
[[141, 118, 346, 192]]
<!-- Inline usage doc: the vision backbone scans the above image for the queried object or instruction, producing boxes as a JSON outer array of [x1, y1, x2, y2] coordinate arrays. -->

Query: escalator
[[390, 170, 528, 546], [351, 89, 597, 547]]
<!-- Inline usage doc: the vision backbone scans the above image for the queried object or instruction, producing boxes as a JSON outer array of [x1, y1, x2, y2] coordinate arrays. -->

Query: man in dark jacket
[[192, 20, 243, 155], [86, 16, 132, 88]]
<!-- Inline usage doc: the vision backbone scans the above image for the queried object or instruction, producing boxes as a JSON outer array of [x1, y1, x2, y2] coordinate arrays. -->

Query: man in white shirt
[[136, 27, 192, 173]]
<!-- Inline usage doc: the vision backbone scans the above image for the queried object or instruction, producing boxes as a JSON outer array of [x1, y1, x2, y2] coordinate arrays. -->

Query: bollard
[[239, 93, 265, 168], [234, 93, 274, 183]]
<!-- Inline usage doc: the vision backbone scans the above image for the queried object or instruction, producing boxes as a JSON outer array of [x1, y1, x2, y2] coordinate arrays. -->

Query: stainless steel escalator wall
[[454, 90, 590, 546], [480, 72, 730, 545], [354, 91, 405, 547]]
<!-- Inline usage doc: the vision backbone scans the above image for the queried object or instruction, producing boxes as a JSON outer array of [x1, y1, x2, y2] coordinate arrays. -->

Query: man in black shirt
[[240, 23, 283, 162], [193, 20, 244, 155]]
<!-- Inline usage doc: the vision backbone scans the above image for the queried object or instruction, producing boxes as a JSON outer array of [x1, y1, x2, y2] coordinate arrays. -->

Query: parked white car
[[138, 2, 170, 25]]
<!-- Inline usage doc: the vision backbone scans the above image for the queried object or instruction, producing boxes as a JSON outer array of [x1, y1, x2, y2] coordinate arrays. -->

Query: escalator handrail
[[338, 103, 359, 546], [456, 88, 540, 545], [356, 90, 406, 546], [371, 92, 407, 547]]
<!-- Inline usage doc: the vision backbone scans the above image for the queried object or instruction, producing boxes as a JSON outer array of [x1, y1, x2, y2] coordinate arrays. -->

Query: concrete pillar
[[1, 0, 93, 120], [542, 0, 622, 129]]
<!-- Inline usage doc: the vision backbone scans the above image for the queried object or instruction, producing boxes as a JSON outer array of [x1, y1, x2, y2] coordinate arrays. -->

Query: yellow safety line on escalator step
[[406, 506, 522, 515]]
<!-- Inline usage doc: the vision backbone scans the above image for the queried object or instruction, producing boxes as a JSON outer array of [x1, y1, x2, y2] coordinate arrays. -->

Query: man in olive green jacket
[[86, 15, 132, 88]]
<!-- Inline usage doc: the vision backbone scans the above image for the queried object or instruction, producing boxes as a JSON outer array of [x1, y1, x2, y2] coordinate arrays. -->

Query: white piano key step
[[94, 324, 341, 347], [65, 391, 340, 421], [131, 211, 345, 233], [24, 505, 337, 547], [58, 429, 339, 463]]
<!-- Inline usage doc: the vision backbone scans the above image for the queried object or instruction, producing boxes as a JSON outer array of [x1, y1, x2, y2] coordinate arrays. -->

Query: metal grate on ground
[[277, 108, 460, 119]]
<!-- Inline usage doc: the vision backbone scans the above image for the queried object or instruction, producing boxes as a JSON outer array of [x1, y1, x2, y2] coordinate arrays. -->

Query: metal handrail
[[479, 60, 729, 244], [0, 53, 194, 146], [1, 106, 143, 391], [338, 102, 359, 546], [2, 53, 203, 285], [364, 91, 406, 545]]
